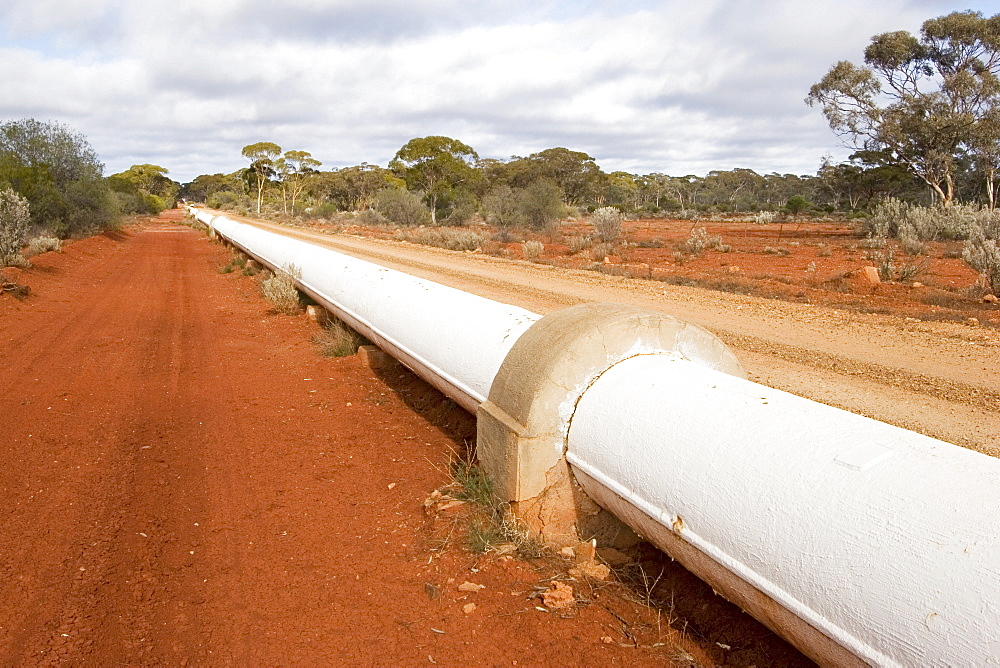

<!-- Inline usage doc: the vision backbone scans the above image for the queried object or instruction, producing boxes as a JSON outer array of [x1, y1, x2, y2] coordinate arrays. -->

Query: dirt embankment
[[0, 211, 810, 665]]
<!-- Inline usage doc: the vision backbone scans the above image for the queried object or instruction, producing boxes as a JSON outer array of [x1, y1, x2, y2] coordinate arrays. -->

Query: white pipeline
[[568, 354, 1000, 666], [191, 207, 999, 665], [190, 209, 539, 411]]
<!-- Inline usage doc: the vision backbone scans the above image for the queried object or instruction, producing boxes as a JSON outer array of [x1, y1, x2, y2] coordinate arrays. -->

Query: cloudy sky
[[1, 0, 995, 183]]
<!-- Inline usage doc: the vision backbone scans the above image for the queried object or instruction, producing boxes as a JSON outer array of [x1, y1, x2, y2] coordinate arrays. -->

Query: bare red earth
[[0, 210, 810, 665]]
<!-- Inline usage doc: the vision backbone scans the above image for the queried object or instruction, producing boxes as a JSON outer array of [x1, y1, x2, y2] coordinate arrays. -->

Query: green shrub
[[207, 190, 250, 212], [375, 187, 430, 226]]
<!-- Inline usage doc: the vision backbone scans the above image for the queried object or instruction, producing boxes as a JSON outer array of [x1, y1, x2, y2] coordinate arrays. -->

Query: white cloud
[[0, 0, 991, 182]]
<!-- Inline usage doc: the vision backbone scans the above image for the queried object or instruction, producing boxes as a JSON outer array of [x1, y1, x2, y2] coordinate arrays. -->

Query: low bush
[[0, 188, 30, 267], [521, 240, 544, 260], [566, 234, 592, 254], [394, 227, 486, 252], [25, 236, 61, 257], [260, 264, 302, 314], [591, 242, 614, 262], [590, 206, 623, 243], [376, 187, 430, 226], [964, 225, 1000, 293], [637, 237, 664, 248]]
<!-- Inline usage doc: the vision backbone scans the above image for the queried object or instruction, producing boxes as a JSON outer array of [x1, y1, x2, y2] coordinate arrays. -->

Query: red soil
[[0, 210, 809, 665]]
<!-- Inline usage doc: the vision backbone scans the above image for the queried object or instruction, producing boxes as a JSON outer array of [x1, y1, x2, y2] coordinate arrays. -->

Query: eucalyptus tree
[[242, 142, 282, 214], [275, 150, 321, 214], [807, 10, 1000, 206], [390, 136, 479, 224]]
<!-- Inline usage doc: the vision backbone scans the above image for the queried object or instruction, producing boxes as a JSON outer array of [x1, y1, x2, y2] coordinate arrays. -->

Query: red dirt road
[[0, 212, 807, 665]]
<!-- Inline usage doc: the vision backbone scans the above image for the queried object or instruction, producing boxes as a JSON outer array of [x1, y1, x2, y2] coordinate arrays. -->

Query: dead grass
[[312, 317, 363, 357], [260, 264, 302, 314]]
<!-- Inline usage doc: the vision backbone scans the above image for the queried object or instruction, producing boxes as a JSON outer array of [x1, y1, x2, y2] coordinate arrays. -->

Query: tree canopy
[[390, 136, 479, 224], [0, 118, 116, 235], [242, 142, 282, 214], [807, 10, 1000, 206]]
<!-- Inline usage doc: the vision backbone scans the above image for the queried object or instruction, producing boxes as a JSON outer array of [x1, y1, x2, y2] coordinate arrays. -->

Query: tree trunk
[[986, 168, 996, 210]]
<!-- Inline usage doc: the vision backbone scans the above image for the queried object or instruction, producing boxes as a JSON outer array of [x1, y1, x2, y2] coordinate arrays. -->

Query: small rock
[[603, 256, 612, 264], [574, 539, 597, 563], [387, 482, 396, 490], [983, 294, 998, 304], [569, 562, 611, 581], [558, 547, 576, 560], [859, 266, 881, 286], [542, 581, 575, 610], [457, 581, 485, 593], [601, 636, 614, 645], [726, 265, 741, 273], [968, 317, 980, 326], [462, 603, 477, 614], [911, 281, 923, 288], [904, 317, 919, 323]]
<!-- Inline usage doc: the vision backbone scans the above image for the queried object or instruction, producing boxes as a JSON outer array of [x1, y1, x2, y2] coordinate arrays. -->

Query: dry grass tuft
[[312, 318, 363, 357], [260, 264, 302, 314]]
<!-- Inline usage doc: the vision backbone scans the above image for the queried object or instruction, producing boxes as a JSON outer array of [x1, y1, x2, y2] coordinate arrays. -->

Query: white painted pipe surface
[[189, 209, 539, 411], [190, 207, 1000, 664], [567, 353, 1000, 666]]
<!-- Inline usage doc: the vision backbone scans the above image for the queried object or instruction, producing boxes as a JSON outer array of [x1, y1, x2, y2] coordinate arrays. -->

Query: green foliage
[[242, 142, 282, 214], [0, 119, 116, 237], [785, 195, 812, 215], [207, 190, 250, 212], [390, 136, 479, 224], [0, 187, 30, 266], [807, 10, 1000, 205], [515, 178, 565, 230], [375, 187, 430, 226], [865, 198, 986, 240], [312, 163, 403, 212], [275, 149, 321, 214], [481, 184, 520, 228], [110, 164, 179, 211], [505, 147, 605, 206], [181, 172, 245, 202]]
